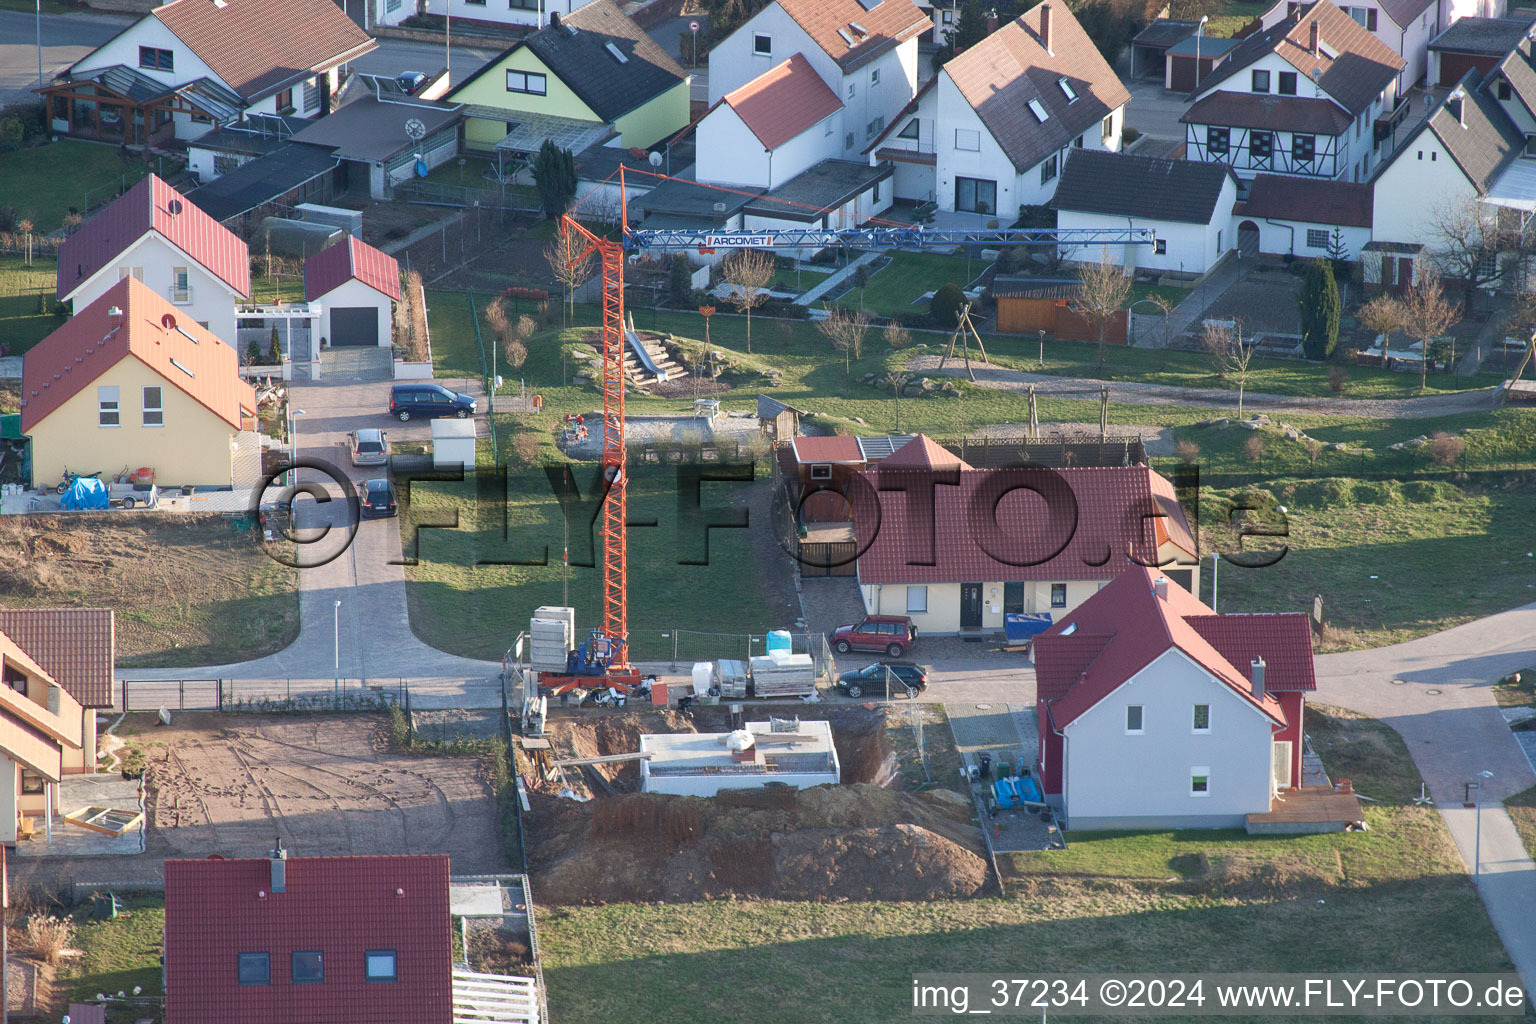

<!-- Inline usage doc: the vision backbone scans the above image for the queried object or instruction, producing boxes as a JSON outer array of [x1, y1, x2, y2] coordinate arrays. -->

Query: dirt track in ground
[[137, 713, 502, 871]]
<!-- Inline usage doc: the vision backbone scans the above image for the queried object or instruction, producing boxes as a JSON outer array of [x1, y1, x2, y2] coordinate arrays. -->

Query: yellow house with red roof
[[21, 277, 257, 490]]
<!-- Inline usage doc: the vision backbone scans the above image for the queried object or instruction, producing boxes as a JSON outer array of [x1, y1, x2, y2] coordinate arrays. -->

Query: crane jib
[[622, 227, 1158, 251]]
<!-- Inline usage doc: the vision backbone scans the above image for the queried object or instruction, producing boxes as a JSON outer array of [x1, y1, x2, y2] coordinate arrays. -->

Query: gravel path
[[906, 354, 1504, 420]]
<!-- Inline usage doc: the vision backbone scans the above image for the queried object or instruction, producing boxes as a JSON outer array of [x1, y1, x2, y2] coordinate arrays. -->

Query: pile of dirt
[[552, 709, 698, 788], [527, 783, 989, 904]]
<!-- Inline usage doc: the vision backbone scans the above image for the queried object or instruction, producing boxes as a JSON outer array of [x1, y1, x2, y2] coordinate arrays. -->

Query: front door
[[960, 582, 983, 630]]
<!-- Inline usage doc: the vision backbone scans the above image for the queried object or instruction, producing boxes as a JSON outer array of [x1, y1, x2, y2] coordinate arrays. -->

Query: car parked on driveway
[[389, 382, 476, 421], [348, 427, 389, 467], [357, 478, 397, 518], [832, 615, 917, 657], [836, 661, 927, 698]]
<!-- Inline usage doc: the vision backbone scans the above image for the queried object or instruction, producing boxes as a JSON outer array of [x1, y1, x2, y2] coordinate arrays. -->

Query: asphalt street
[[0, 9, 132, 107]]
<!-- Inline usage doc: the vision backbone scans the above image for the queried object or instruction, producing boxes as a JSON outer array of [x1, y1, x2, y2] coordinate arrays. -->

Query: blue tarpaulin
[[60, 476, 108, 510]]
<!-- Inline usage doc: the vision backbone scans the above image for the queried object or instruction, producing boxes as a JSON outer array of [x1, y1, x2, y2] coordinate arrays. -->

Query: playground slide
[[624, 330, 669, 382]]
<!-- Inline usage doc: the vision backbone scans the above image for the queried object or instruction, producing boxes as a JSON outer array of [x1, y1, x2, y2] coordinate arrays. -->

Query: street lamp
[[1194, 16, 1209, 91], [36, 0, 43, 87], [1037, 328, 1046, 367], [1475, 769, 1493, 877], [288, 408, 307, 485], [334, 600, 343, 706]]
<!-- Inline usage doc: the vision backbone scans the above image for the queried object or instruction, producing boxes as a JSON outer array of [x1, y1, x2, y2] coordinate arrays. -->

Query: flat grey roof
[[744, 160, 892, 222], [289, 95, 461, 163], [186, 142, 340, 222]]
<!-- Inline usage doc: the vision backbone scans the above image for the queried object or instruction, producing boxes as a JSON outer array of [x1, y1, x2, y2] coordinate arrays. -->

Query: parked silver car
[[348, 428, 389, 467]]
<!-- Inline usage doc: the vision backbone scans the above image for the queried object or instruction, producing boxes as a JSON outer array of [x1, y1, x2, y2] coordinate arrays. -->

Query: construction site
[[517, 704, 990, 905]]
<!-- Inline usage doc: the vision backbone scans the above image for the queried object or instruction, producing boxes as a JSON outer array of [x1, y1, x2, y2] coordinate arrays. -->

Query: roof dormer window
[[1058, 77, 1077, 102], [1027, 98, 1049, 122]]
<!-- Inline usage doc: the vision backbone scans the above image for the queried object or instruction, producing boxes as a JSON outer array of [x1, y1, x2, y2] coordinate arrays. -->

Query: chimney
[[1308, 20, 1319, 55], [1448, 91, 1465, 126], [1251, 656, 1266, 699], [550, 10, 560, 28], [1040, 4, 1052, 55], [1153, 576, 1169, 601], [270, 837, 287, 894], [107, 306, 123, 332]]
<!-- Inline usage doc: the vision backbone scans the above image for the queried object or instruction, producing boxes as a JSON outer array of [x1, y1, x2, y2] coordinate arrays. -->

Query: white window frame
[[142, 386, 164, 427], [955, 128, 980, 151], [1125, 704, 1144, 734], [1191, 766, 1211, 796], [505, 70, 547, 95], [871, 68, 880, 86], [906, 585, 928, 614], [1192, 703, 1210, 733], [171, 266, 190, 304], [1027, 98, 1049, 122], [809, 463, 832, 480], [1306, 227, 1330, 249], [753, 33, 772, 56], [97, 386, 120, 428]]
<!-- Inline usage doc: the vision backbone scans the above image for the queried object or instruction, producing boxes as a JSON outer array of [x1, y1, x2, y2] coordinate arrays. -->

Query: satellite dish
[[166, 199, 183, 215], [648, 150, 663, 167], [404, 117, 427, 140]]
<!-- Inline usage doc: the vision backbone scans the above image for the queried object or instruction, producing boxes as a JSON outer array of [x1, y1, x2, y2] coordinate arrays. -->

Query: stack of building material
[[713, 659, 749, 699], [748, 653, 816, 697], [530, 608, 575, 671]]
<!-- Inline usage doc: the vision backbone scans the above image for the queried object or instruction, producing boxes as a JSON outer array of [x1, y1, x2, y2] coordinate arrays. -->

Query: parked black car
[[836, 661, 927, 698], [358, 478, 397, 518], [389, 382, 476, 421]]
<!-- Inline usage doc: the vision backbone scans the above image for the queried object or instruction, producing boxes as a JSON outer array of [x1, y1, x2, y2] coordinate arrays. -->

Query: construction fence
[[115, 678, 405, 713], [642, 629, 839, 683]]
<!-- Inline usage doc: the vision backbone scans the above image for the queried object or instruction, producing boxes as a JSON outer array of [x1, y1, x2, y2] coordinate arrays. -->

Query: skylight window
[[849, 21, 868, 35], [604, 41, 628, 63], [170, 357, 194, 378], [1028, 98, 1049, 122], [1058, 77, 1077, 102], [175, 325, 199, 344], [837, 27, 856, 45]]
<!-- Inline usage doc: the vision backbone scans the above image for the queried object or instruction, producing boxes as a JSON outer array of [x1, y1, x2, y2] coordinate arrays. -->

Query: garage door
[[331, 306, 378, 346]]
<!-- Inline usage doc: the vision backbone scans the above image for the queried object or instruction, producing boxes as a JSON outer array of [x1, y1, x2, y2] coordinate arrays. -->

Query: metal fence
[[643, 629, 838, 683], [114, 678, 403, 712]]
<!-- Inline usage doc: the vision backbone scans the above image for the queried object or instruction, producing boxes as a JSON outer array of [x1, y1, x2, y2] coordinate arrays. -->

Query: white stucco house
[[706, 0, 930, 165], [1261, 0, 1441, 89], [1052, 149, 1239, 275], [696, 54, 845, 189], [1183, 1, 1405, 185], [39, 0, 375, 147], [1235, 173, 1374, 259], [866, 1, 1130, 217], [1034, 567, 1319, 831], [56, 174, 249, 346], [849, 436, 1199, 635], [304, 235, 402, 353], [1369, 63, 1536, 292], [373, 0, 598, 30]]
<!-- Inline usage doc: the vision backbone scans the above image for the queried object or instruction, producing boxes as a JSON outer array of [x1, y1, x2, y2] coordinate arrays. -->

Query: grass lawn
[[1198, 478, 1536, 649], [249, 274, 306, 305], [1129, 281, 1188, 309], [0, 254, 60, 356], [835, 252, 985, 317], [768, 266, 829, 294], [0, 514, 298, 667], [1206, 0, 1272, 35], [57, 894, 165, 1022], [1506, 783, 1536, 862], [1492, 667, 1536, 708], [402, 427, 793, 660], [537, 706, 1510, 1023], [0, 141, 154, 232]]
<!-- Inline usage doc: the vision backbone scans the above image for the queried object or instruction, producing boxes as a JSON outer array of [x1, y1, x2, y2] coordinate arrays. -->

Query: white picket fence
[[452, 969, 539, 1024]]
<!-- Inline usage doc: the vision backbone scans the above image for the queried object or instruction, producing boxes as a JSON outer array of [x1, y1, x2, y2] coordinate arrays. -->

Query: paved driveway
[[0, 10, 130, 107]]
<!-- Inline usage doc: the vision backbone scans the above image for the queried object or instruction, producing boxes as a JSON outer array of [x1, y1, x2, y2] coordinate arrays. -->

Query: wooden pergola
[[38, 67, 241, 148]]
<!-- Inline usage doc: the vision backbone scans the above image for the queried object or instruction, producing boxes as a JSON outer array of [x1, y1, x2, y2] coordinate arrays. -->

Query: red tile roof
[[1184, 613, 1317, 692], [21, 277, 257, 433], [164, 853, 452, 1024], [304, 236, 402, 303], [1238, 174, 1373, 229], [0, 609, 115, 708], [851, 460, 1196, 584], [1034, 567, 1296, 729], [57, 175, 250, 301], [792, 435, 864, 463], [878, 434, 970, 471], [151, 0, 376, 101], [774, 0, 931, 71], [717, 55, 843, 151]]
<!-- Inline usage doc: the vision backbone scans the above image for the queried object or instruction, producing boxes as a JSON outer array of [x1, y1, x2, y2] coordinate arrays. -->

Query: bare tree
[[817, 304, 871, 375], [1402, 272, 1461, 391], [1357, 293, 1407, 368], [1072, 250, 1131, 369], [1430, 195, 1536, 314], [883, 370, 908, 432], [545, 229, 594, 328], [723, 249, 775, 353], [884, 322, 913, 351], [1201, 319, 1257, 420], [1427, 431, 1465, 468]]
